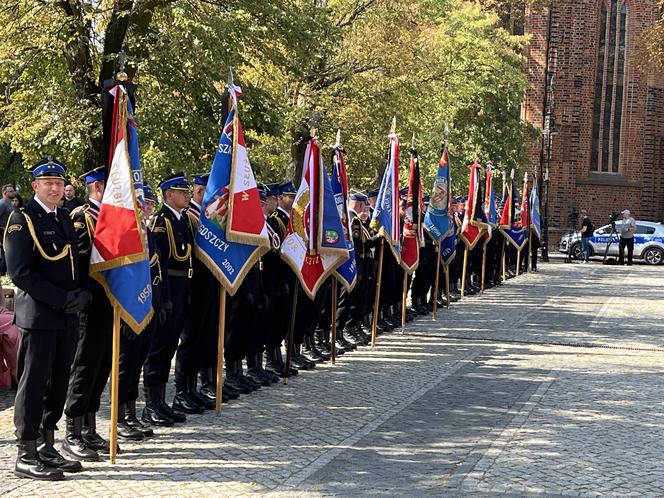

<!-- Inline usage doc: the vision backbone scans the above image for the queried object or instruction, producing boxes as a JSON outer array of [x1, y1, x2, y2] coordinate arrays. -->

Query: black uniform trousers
[[65, 282, 113, 417], [530, 236, 541, 270], [189, 259, 219, 372], [412, 242, 434, 303], [14, 316, 78, 440], [227, 268, 262, 361], [119, 318, 156, 404], [144, 275, 189, 387]]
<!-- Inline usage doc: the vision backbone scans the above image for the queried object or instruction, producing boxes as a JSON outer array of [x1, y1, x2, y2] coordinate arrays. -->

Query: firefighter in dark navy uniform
[[263, 181, 298, 377], [63, 165, 114, 462], [5, 158, 90, 480], [142, 172, 192, 425], [180, 173, 219, 410], [116, 183, 163, 440]]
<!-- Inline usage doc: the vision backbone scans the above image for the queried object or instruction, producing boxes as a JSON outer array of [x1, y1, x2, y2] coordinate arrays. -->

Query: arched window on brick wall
[[590, 0, 627, 173]]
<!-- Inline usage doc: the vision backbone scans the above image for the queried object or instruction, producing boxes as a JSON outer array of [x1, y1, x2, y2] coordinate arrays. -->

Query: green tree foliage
[[642, 1, 664, 71], [0, 0, 532, 193]]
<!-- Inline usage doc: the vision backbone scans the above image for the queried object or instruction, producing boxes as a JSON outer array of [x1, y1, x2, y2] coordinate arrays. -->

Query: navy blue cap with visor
[[159, 172, 190, 192], [192, 173, 210, 186], [79, 165, 106, 184], [31, 157, 67, 180]]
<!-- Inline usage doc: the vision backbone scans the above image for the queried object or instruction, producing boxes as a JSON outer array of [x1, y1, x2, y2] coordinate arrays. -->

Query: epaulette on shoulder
[[70, 204, 88, 218], [4, 209, 26, 235], [150, 213, 167, 233]]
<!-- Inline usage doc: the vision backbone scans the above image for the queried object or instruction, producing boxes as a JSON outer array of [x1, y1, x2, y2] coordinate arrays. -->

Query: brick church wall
[[524, 0, 664, 244]]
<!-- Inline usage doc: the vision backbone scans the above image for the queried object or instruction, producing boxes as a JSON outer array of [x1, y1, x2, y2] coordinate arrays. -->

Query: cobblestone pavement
[[0, 257, 663, 497]]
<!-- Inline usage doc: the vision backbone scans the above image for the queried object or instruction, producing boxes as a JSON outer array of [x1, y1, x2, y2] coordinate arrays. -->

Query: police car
[[559, 220, 664, 265]]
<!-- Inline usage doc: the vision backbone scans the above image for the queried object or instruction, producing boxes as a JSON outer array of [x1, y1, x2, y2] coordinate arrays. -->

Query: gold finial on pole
[[115, 50, 128, 81]]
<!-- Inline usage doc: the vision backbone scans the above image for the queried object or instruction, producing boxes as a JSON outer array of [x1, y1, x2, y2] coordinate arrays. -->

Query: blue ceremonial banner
[[195, 89, 270, 296], [424, 146, 452, 242], [502, 227, 529, 250], [530, 177, 542, 240], [485, 162, 498, 226], [331, 146, 357, 291], [370, 128, 401, 261], [90, 86, 152, 333], [440, 227, 457, 266]]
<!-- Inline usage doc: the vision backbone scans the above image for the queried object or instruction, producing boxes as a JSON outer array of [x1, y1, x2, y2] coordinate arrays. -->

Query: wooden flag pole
[[460, 246, 469, 297], [432, 242, 441, 319], [501, 239, 507, 282], [283, 281, 299, 384], [401, 271, 407, 332], [370, 239, 385, 348], [215, 288, 227, 412], [481, 242, 487, 293], [527, 230, 532, 273], [109, 306, 121, 464], [444, 264, 450, 309], [330, 279, 338, 364]]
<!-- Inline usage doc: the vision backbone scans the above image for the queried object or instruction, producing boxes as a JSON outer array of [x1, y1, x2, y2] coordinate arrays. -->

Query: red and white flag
[[280, 137, 348, 299], [400, 147, 423, 273]]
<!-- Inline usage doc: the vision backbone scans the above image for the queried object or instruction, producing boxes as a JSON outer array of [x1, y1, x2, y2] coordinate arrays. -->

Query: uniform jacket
[[150, 204, 194, 305], [3, 199, 80, 329]]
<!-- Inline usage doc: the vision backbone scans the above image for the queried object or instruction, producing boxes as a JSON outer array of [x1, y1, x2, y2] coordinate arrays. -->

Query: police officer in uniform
[[142, 172, 192, 425], [63, 166, 114, 462], [5, 158, 90, 480]]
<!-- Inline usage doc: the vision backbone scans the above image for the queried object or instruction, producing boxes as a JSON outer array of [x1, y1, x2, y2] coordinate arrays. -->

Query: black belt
[[168, 269, 193, 278]]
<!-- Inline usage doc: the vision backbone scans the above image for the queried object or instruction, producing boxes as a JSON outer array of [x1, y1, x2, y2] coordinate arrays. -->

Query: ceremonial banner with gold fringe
[[281, 136, 349, 300], [400, 145, 423, 273], [460, 161, 487, 250], [195, 85, 270, 296], [499, 172, 528, 250], [89, 85, 152, 333], [331, 141, 357, 291], [370, 125, 401, 262]]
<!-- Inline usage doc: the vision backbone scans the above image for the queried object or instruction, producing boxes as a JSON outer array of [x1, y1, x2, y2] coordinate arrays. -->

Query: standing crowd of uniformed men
[[3, 157, 539, 481]]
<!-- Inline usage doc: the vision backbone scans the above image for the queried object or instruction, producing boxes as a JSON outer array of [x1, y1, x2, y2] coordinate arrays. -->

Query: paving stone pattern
[[0, 257, 662, 497]]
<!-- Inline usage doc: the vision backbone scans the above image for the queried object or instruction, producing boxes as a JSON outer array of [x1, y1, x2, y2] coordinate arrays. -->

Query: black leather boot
[[61, 416, 99, 462], [338, 329, 356, 351], [264, 348, 282, 377], [172, 373, 205, 414], [301, 336, 323, 363], [199, 368, 215, 399], [187, 374, 216, 410], [15, 440, 64, 481], [246, 354, 271, 386], [38, 429, 82, 473], [254, 352, 279, 383], [225, 358, 252, 394], [291, 343, 314, 370], [235, 359, 262, 390], [126, 399, 154, 437], [200, 367, 239, 401], [82, 412, 112, 454], [141, 385, 174, 427], [159, 384, 186, 423], [117, 404, 144, 441], [276, 346, 299, 377]]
